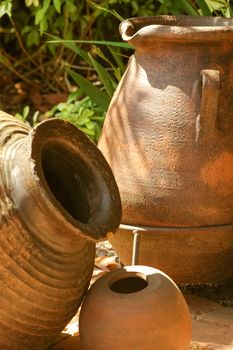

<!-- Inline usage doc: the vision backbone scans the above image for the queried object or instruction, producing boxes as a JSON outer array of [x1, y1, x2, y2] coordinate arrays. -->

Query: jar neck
[[120, 16, 233, 50], [3, 135, 91, 253], [1, 114, 122, 251]]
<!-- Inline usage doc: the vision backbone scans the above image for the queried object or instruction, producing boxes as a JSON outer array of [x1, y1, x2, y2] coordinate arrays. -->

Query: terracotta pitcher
[[0, 111, 121, 349], [98, 16, 233, 283]]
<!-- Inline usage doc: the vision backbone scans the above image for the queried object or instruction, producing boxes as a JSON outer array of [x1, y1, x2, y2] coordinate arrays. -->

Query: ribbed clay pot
[[0, 111, 121, 350], [79, 265, 192, 350], [98, 16, 233, 283]]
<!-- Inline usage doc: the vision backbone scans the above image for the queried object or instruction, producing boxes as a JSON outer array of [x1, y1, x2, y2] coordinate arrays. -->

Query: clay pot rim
[[28, 118, 122, 241], [93, 265, 178, 298], [119, 222, 233, 233], [120, 15, 233, 45]]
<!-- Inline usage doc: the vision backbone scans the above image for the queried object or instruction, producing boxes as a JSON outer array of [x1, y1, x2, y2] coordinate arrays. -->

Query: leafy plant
[[46, 91, 105, 143], [15, 105, 40, 126], [45, 35, 132, 111], [1, 0, 232, 142]]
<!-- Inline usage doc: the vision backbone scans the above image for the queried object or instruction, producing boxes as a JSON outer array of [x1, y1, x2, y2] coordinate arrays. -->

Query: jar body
[[98, 16, 233, 227], [80, 265, 192, 350], [98, 16, 233, 283]]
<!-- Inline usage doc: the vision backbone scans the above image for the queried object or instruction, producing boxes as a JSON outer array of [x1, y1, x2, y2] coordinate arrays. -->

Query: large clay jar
[[0, 111, 121, 349], [98, 16, 233, 283], [79, 265, 192, 350]]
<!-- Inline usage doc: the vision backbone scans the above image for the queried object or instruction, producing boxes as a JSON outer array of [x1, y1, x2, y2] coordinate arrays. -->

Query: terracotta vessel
[[79, 265, 192, 350], [0, 111, 121, 349], [98, 16, 233, 283]]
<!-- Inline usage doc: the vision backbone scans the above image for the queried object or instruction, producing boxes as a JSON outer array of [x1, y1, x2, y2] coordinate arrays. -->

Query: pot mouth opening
[[30, 118, 122, 240], [109, 273, 148, 294], [41, 142, 95, 224]]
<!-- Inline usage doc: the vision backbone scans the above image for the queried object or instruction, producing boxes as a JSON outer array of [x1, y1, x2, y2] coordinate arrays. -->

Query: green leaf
[[81, 109, 95, 118], [88, 53, 115, 98], [78, 127, 95, 137], [108, 46, 126, 78], [68, 70, 110, 112], [67, 90, 83, 103], [26, 28, 40, 47], [35, 8, 44, 25], [0, 0, 12, 18], [156, 0, 172, 15], [87, 1, 124, 21], [86, 121, 95, 130], [21, 25, 32, 35], [53, 0, 61, 13], [205, 0, 232, 14], [40, 16, 48, 34], [178, 0, 200, 15], [46, 35, 133, 49], [56, 102, 67, 111], [46, 37, 93, 65], [195, 0, 212, 15], [65, 0, 77, 13], [23, 106, 30, 120], [90, 116, 105, 121], [15, 113, 24, 122], [25, 0, 33, 6], [76, 117, 90, 126], [225, 5, 233, 17], [32, 111, 40, 125], [35, 0, 51, 30], [42, 0, 51, 12]]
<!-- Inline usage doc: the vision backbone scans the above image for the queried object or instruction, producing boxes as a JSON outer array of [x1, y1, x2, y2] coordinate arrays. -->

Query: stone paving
[[187, 294, 233, 349]]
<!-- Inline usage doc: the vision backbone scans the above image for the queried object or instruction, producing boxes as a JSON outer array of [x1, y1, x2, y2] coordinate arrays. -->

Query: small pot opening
[[110, 276, 148, 294], [41, 142, 97, 224]]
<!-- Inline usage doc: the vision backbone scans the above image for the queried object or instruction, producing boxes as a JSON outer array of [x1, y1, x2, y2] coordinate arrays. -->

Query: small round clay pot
[[79, 265, 192, 350]]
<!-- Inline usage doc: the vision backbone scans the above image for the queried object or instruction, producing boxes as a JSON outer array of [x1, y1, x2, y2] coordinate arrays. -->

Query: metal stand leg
[[132, 230, 141, 266]]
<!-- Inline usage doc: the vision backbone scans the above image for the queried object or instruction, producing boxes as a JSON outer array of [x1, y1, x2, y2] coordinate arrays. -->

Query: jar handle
[[196, 69, 220, 140]]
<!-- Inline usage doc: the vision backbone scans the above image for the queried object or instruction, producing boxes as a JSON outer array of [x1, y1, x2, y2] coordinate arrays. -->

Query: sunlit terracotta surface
[[99, 16, 233, 283], [0, 111, 121, 349], [80, 265, 192, 350]]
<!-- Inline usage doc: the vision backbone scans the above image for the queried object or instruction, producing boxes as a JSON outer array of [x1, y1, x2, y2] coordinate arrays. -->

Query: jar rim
[[120, 15, 233, 45]]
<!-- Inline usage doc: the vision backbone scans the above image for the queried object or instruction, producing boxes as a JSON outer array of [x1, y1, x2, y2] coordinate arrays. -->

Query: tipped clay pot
[[0, 111, 121, 349], [79, 265, 192, 350]]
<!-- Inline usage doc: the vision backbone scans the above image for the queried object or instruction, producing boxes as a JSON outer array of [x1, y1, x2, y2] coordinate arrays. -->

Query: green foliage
[[47, 92, 105, 143], [94, 0, 232, 18], [14, 93, 105, 143], [15, 105, 40, 126], [68, 70, 110, 112], [1, 1, 232, 50], [1, 0, 87, 50], [45, 36, 130, 111], [0, 0, 12, 17], [1, 0, 232, 140]]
